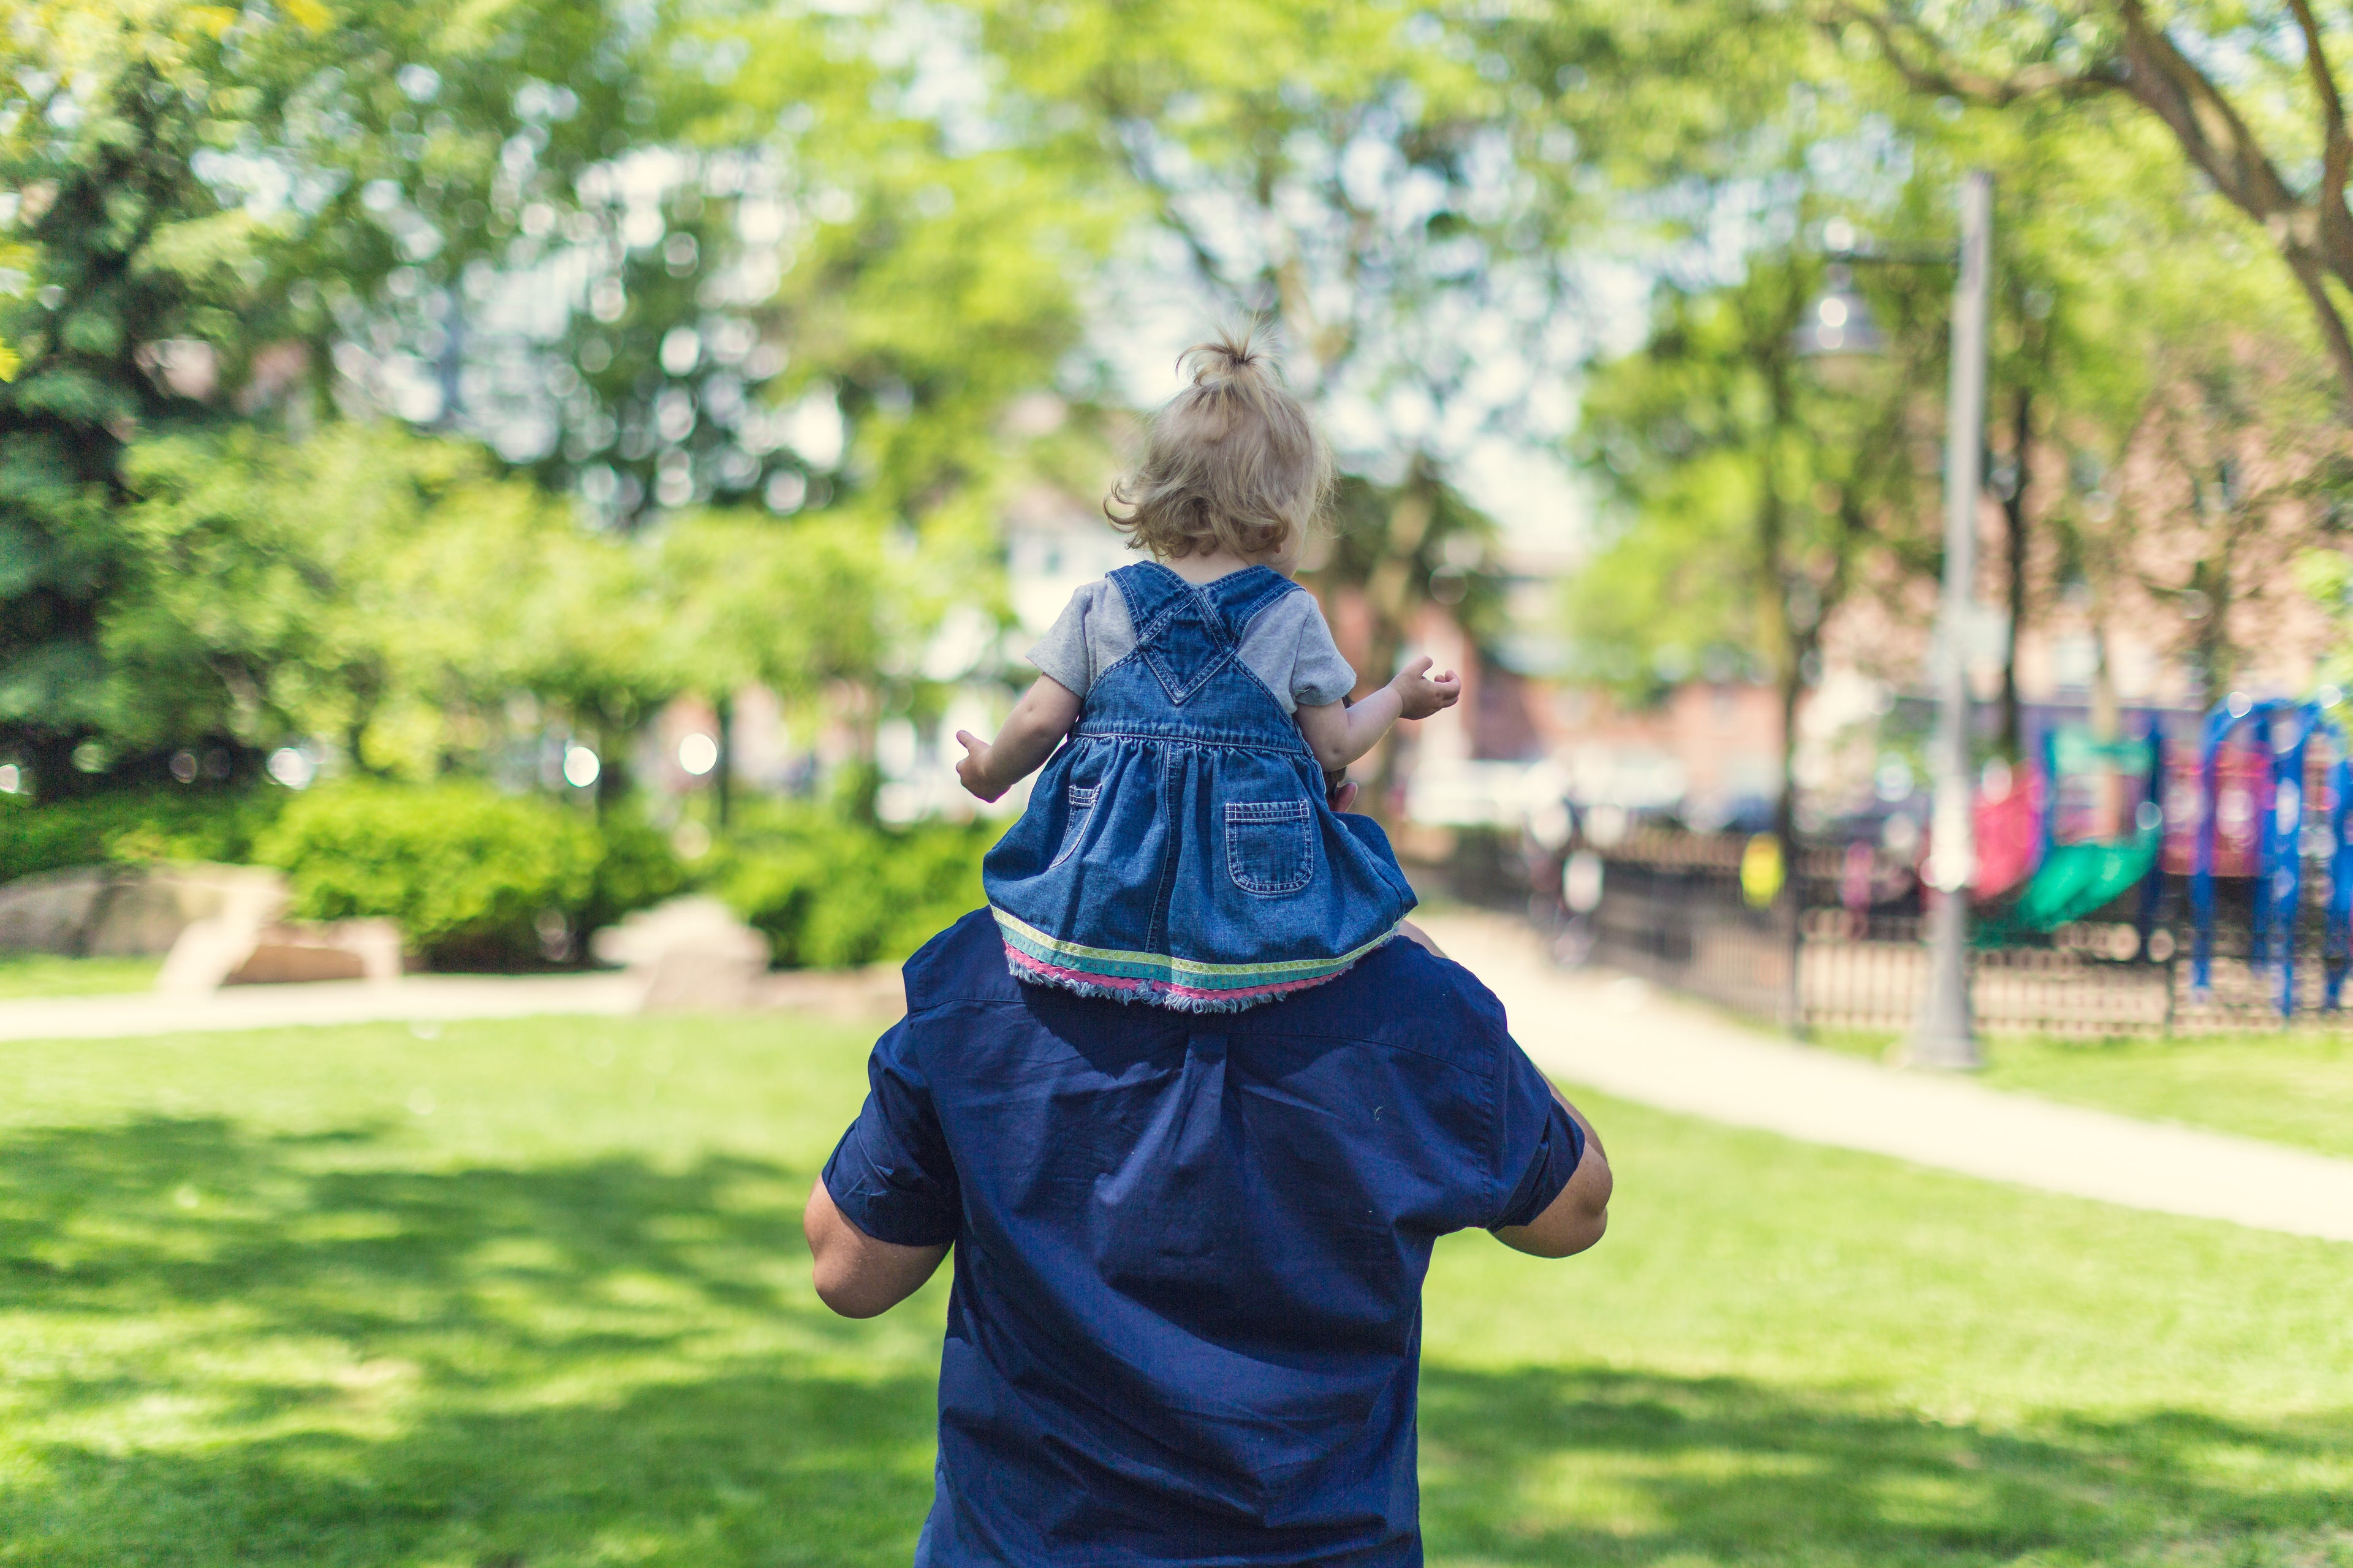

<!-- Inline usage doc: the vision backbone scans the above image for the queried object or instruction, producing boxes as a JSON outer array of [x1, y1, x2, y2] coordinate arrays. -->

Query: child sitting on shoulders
[[954, 326, 1458, 1010]]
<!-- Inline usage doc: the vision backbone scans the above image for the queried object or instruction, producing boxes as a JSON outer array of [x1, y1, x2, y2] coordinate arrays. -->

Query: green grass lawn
[[1, 1013, 2348, 1567], [0, 951, 162, 999], [1811, 1025, 2353, 1161]]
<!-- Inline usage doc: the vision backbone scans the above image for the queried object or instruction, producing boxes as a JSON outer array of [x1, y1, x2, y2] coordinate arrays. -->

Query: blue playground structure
[[2187, 694, 2353, 1015]]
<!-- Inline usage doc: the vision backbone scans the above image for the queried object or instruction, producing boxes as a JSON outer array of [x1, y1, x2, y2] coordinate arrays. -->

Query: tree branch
[[1817, 3, 2118, 104], [2287, 0, 2353, 276]]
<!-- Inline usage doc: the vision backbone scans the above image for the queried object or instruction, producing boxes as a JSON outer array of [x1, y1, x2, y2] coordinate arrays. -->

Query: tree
[[1826, 0, 2353, 404], [1571, 240, 1938, 853], [102, 422, 684, 792], [0, 0, 1099, 804], [2074, 327, 2353, 705], [971, 0, 1610, 801], [0, 0, 651, 794], [1873, 83, 2347, 732]]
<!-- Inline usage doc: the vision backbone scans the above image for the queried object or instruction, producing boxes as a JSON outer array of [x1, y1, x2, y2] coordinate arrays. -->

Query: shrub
[[718, 803, 1000, 969], [580, 806, 690, 936], [256, 782, 602, 968], [0, 789, 283, 884]]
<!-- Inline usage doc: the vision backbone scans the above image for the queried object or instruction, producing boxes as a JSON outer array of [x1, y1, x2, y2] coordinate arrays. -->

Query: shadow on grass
[[5, 1116, 2349, 1567], [1419, 1364, 2353, 1567], [0, 1115, 938, 1567]]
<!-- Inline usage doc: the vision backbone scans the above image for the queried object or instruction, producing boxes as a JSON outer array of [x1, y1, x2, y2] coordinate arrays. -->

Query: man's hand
[[1390, 656, 1461, 721]]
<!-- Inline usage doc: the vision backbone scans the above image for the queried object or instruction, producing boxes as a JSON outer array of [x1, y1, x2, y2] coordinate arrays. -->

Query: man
[[804, 909, 1613, 1566]]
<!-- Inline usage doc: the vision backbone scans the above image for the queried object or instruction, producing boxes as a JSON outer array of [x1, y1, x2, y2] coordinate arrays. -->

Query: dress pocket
[[1224, 799, 1314, 896], [1049, 783, 1099, 869]]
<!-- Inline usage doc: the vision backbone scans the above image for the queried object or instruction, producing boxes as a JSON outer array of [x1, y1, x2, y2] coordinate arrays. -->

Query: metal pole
[[1910, 170, 1991, 1069]]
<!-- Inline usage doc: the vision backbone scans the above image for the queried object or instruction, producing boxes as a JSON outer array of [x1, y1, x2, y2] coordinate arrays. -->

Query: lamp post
[[1796, 175, 1991, 1068], [1911, 172, 1991, 1070]]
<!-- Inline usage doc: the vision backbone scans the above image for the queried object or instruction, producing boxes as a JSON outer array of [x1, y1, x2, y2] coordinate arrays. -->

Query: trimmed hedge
[[253, 782, 684, 969], [717, 804, 999, 970], [2, 781, 976, 973], [0, 789, 284, 884]]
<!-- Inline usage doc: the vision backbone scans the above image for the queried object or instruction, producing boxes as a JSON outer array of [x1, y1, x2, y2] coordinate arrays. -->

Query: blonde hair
[[1105, 324, 1332, 560]]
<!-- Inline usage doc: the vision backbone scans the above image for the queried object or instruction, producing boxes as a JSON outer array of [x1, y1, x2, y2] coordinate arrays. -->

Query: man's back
[[819, 911, 1585, 1567]]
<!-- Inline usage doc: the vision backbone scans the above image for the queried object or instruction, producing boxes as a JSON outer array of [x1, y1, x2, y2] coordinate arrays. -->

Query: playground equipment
[[2014, 725, 2164, 934], [2187, 694, 2353, 1014], [1972, 723, 2163, 944]]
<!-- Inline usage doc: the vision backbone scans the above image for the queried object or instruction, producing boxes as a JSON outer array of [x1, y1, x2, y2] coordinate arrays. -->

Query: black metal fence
[[1509, 828, 2346, 1037]]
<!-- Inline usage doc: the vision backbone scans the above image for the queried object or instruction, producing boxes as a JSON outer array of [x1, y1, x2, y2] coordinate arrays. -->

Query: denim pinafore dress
[[983, 561, 1417, 1011]]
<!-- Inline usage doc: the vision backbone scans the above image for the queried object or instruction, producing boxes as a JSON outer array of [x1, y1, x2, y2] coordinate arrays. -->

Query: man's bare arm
[[803, 1179, 953, 1318], [1493, 1085, 1612, 1259]]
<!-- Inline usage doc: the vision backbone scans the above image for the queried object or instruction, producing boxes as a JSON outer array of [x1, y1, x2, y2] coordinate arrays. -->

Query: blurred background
[[6, 0, 2353, 1003], [5, 7, 2353, 1567]]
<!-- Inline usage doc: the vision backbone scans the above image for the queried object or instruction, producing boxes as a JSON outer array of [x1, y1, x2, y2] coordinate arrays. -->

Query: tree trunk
[[714, 692, 734, 831], [1360, 481, 1438, 823], [1774, 642, 1808, 1037], [1999, 387, 2033, 760], [594, 719, 629, 823]]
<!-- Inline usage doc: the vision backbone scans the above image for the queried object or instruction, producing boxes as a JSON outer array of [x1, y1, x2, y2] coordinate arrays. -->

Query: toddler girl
[[954, 328, 1459, 1010]]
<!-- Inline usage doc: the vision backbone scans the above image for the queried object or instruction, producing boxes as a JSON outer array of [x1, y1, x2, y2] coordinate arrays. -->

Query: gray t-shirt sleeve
[[1286, 597, 1360, 708], [1233, 591, 1360, 713], [1025, 580, 1136, 699]]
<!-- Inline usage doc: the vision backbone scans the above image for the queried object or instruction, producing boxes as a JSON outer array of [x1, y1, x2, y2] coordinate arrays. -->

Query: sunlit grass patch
[[0, 952, 161, 999], [0, 1010, 2346, 1566]]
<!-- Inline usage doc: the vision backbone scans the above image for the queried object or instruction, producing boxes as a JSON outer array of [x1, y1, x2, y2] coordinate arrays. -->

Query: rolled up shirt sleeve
[[1488, 1041, 1585, 1231], [821, 1021, 963, 1247]]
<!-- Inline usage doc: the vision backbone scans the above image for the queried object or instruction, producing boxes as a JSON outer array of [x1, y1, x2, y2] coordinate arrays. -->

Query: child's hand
[[954, 731, 1005, 802], [1390, 656, 1461, 721]]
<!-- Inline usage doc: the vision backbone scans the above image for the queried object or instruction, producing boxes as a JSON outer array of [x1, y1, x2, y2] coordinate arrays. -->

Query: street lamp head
[[1792, 263, 1887, 362]]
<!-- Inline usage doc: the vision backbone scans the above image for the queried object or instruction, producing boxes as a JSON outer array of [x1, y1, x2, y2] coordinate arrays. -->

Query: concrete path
[[1420, 911, 2353, 1245], [0, 972, 647, 1042], [11, 917, 2352, 1243]]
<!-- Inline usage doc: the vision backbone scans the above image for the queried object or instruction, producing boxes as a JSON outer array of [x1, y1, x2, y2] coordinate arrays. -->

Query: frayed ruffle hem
[[991, 907, 1401, 1014]]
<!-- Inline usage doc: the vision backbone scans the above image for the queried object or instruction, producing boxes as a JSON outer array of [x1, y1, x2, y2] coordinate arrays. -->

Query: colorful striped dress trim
[[990, 907, 1401, 1012]]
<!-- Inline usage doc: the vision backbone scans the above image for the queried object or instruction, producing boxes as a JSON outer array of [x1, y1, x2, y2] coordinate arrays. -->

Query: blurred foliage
[[0, 0, 1093, 799], [0, 786, 282, 882], [254, 779, 605, 967], [578, 803, 690, 939], [1823, 0, 2353, 403], [976, 0, 1568, 701], [714, 798, 999, 969], [0, 0, 654, 792], [0, 0, 2347, 893], [1566, 31, 2353, 756]]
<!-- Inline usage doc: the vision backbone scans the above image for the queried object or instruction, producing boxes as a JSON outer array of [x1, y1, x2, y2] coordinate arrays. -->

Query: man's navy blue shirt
[[822, 911, 1582, 1567]]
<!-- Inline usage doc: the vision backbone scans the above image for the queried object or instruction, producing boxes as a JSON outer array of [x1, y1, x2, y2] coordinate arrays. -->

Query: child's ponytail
[[1107, 322, 1332, 561]]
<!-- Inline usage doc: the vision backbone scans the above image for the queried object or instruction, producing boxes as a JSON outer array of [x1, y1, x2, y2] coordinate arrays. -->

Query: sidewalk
[[0, 972, 647, 1042], [1419, 911, 2353, 1245], [12, 920, 2352, 1243], [0, 962, 904, 1042]]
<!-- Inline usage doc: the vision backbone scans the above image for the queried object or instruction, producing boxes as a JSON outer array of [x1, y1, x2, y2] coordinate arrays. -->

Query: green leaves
[[255, 779, 604, 964]]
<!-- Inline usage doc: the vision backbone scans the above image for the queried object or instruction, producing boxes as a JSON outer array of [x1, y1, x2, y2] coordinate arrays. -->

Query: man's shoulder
[[900, 908, 1025, 1013], [1239, 936, 1512, 1075], [896, 914, 1512, 1072]]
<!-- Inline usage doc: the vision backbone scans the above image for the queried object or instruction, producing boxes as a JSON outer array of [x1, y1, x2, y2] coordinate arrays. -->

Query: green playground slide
[[1985, 829, 2161, 937]]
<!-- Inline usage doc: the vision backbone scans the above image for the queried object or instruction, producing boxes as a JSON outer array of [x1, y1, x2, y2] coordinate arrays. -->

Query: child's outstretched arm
[[1294, 656, 1459, 773], [955, 675, 1083, 802]]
